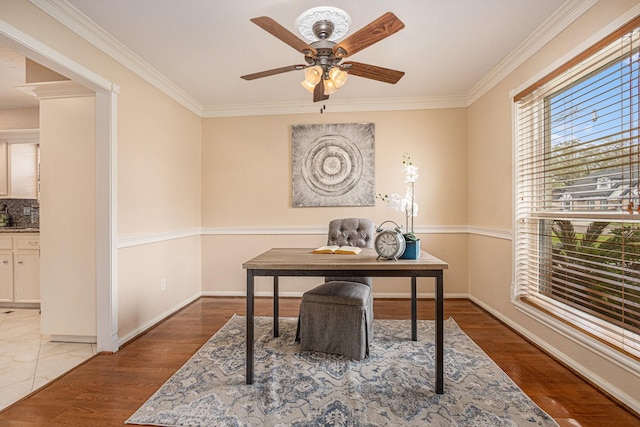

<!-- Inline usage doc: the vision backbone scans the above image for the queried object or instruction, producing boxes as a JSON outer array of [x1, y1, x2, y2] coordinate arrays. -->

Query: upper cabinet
[[0, 129, 39, 200], [0, 141, 7, 196], [9, 143, 39, 199]]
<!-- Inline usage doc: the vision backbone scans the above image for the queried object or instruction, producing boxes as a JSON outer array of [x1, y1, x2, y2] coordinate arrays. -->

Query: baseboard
[[469, 295, 640, 415], [50, 335, 96, 343], [117, 292, 201, 347]]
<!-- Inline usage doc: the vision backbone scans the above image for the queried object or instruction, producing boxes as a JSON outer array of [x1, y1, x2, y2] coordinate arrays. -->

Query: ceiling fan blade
[[314, 80, 329, 102], [250, 17, 317, 55], [333, 12, 404, 58], [241, 65, 305, 80], [343, 62, 405, 84]]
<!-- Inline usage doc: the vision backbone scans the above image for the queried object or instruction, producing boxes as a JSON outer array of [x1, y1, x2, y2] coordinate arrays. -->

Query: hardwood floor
[[0, 297, 637, 426]]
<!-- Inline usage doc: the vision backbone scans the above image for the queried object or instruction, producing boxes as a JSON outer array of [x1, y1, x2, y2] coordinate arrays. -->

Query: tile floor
[[0, 308, 96, 411]]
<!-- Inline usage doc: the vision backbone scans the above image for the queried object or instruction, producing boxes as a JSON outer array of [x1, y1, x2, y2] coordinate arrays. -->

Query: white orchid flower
[[385, 193, 403, 211], [410, 201, 419, 217], [378, 154, 420, 231], [403, 164, 419, 183]]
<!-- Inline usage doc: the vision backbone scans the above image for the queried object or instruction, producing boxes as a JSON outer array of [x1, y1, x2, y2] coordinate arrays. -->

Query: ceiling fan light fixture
[[304, 65, 323, 85], [329, 67, 349, 88], [323, 77, 338, 95], [300, 79, 316, 93]]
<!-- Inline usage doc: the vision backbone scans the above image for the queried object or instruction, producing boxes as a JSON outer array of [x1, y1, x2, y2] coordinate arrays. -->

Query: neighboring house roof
[[552, 168, 639, 202]]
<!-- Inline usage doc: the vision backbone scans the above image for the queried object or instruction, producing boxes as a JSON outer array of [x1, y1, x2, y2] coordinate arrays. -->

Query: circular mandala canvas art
[[292, 123, 375, 207]]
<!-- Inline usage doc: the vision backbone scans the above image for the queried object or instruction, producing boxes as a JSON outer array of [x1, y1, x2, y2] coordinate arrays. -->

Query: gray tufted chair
[[295, 218, 375, 360]]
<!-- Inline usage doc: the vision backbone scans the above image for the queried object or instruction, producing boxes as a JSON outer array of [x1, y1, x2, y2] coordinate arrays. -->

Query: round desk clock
[[374, 220, 406, 260]]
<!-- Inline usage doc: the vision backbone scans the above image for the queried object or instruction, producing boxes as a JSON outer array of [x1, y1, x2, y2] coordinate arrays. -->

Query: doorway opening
[[0, 19, 118, 354]]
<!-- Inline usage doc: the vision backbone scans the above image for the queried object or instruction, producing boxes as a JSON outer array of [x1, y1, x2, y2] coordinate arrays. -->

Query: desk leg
[[435, 271, 444, 394], [273, 275, 279, 337], [411, 276, 417, 341], [246, 270, 255, 385]]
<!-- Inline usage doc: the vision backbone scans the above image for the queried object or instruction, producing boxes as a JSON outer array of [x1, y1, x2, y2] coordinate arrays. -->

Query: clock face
[[375, 230, 406, 259]]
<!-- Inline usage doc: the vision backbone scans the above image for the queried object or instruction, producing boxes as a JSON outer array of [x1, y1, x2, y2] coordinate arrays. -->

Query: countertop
[[0, 228, 39, 233]]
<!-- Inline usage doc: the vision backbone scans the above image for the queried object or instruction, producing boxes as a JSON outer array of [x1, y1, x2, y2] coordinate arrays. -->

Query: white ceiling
[[2, 0, 577, 113]]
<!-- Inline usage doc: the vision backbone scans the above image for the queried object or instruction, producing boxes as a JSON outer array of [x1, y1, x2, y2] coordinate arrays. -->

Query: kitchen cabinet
[[0, 252, 12, 301], [14, 252, 40, 302], [9, 143, 39, 199], [0, 142, 7, 196], [0, 233, 40, 305], [0, 129, 40, 199]]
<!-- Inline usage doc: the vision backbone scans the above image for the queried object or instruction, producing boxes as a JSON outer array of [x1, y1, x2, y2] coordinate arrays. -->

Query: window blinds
[[514, 17, 640, 360]]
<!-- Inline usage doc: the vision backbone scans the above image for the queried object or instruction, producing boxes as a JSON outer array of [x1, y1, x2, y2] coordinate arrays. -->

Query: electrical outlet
[[23, 207, 31, 215], [160, 278, 167, 291]]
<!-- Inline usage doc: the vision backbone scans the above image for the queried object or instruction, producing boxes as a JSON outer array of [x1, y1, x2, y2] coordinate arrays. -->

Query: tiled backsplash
[[0, 199, 39, 228]]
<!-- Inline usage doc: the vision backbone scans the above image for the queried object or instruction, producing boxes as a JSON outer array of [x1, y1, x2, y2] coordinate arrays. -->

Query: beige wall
[[118, 236, 201, 341], [201, 109, 469, 297], [39, 93, 96, 339], [0, 107, 38, 130], [202, 110, 468, 227], [116, 74, 203, 340], [468, 0, 640, 411], [117, 76, 202, 237], [25, 58, 68, 83]]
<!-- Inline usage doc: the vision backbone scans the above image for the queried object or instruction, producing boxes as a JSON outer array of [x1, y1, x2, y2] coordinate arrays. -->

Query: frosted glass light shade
[[304, 66, 323, 85], [329, 67, 348, 88], [300, 80, 316, 93], [323, 78, 338, 95]]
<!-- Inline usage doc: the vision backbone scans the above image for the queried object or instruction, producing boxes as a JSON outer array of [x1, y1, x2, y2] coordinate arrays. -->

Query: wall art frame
[[292, 122, 375, 207]]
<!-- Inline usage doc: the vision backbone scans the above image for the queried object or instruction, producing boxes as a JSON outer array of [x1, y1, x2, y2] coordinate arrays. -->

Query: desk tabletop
[[243, 247, 448, 271]]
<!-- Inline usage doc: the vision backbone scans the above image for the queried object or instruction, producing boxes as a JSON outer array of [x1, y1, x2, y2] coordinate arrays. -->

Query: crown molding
[[15, 80, 94, 100], [201, 95, 468, 118], [31, 0, 596, 117], [466, 0, 598, 105], [29, 0, 203, 116]]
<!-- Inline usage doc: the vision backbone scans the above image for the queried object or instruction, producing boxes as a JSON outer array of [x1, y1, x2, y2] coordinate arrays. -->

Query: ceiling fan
[[240, 7, 405, 102]]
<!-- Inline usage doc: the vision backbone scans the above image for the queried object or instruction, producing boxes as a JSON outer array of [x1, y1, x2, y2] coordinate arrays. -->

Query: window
[[514, 16, 640, 360]]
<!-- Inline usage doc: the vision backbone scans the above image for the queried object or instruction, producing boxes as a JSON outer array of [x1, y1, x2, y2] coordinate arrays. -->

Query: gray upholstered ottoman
[[297, 280, 373, 360]]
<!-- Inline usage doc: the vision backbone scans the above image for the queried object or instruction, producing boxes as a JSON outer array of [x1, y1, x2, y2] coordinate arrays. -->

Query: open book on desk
[[312, 245, 362, 255]]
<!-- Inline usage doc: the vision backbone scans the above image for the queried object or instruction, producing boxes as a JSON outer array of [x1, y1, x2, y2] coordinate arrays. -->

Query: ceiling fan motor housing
[[313, 20, 334, 40], [307, 38, 344, 75]]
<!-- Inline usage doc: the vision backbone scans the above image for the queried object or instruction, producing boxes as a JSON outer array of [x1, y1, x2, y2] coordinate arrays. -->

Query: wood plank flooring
[[0, 297, 637, 426]]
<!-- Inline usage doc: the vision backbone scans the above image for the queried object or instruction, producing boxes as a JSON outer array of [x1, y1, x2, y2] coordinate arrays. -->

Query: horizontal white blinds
[[515, 17, 640, 359]]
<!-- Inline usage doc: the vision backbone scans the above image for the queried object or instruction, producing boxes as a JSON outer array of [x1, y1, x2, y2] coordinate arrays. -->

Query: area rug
[[126, 314, 558, 426]]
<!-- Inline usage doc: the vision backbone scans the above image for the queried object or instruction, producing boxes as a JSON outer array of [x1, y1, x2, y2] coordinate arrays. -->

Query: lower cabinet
[[14, 252, 40, 302], [0, 234, 40, 304], [0, 252, 13, 301]]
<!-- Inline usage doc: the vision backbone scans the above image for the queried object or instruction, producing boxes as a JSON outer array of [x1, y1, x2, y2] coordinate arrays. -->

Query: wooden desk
[[242, 247, 449, 394]]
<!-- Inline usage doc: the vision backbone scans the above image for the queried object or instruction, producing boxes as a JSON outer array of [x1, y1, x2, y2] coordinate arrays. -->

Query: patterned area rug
[[126, 315, 558, 426]]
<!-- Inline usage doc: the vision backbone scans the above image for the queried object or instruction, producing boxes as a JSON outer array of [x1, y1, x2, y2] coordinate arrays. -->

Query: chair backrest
[[327, 218, 374, 248], [326, 218, 374, 285]]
